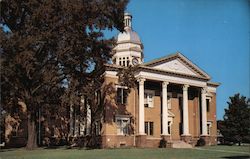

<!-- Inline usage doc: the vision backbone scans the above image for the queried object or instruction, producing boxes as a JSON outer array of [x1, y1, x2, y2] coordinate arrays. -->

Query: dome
[[117, 29, 141, 44]]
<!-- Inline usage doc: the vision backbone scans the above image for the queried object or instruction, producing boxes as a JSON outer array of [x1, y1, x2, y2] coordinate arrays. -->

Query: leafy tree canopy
[[0, 0, 128, 149]]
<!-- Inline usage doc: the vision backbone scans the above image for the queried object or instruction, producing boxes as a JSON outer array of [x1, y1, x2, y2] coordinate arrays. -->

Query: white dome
[[117, 29, 141, 44]]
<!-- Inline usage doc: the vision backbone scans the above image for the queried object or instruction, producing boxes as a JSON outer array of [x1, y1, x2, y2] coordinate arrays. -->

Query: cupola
[[112, 12, 144, 67]]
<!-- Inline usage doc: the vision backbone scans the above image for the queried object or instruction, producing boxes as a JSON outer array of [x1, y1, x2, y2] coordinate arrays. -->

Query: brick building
[[4, 13, 220, 148], [97, 13, 220, 148]]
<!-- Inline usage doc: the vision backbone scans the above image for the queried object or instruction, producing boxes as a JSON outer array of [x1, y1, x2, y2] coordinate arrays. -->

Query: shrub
[[159, 138, 167, 148], [196, 138, 206, 146]]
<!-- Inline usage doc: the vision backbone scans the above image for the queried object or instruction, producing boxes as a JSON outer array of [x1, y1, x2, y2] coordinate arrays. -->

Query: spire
[[124, 12, 132, 30]]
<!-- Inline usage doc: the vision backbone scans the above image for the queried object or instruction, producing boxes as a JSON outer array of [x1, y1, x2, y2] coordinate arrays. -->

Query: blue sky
[[111, 0, 249, 120]]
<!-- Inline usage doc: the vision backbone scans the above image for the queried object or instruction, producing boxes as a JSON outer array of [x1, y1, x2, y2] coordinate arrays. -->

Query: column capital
[[162, 81, 169, 88], [137, 78, 145, 85], [201, 87, 207, 94], [183, 84, 189, 91]]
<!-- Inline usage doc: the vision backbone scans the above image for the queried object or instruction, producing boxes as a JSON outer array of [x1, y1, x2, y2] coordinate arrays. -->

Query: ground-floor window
[[116, 117, 130, 135], [145, 121, 154, 136], [95, 121, 101, 135], [207, 121, 212, 135], [168, 121, 171, 134]]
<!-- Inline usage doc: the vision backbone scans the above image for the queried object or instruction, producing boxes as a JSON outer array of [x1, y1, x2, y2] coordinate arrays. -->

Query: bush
[[159, 138, 167, 148], [196, 138, 206, 146]]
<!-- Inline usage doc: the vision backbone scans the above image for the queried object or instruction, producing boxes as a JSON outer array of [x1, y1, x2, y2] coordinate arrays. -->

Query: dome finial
[[124, 12, 132, 30]]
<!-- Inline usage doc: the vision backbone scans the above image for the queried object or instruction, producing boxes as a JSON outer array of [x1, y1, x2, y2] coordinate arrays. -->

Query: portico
[[136, 75, 209, 143]]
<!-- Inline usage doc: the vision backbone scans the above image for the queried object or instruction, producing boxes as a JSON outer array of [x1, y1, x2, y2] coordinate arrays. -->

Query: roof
[[142, 52, 211, 80]]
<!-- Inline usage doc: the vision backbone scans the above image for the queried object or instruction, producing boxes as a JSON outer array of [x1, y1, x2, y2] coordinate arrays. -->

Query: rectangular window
[[116, 117, 130, 135], [117, 87, 128, 104], [145, 122, 148, 135], [144, 90, 154, 108], [145, 121, 154, 136], [179, 123, 183, 135], [167, 93, 172, 109], [95, 121, 101, 135], [149, 122, 154, 135], [168, 121, 171, 134], [178, 96, 183, 110], [207, 122, 212, 135], [206, 99, 210, 112]]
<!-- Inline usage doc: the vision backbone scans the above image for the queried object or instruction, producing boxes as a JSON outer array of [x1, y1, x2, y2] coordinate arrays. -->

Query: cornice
[[137, 65, 209, 81]]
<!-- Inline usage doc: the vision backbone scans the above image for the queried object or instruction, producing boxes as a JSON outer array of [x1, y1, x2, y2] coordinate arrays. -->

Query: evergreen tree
[[219, 93, 250, 145]]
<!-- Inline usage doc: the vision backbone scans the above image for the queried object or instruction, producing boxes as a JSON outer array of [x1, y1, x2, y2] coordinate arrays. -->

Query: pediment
[[143, 52, 210, 79], [153, 59, 197, 76]]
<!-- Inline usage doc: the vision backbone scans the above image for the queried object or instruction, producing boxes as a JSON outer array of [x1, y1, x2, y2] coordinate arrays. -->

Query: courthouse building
[[98, 13, 220, 148], [4, 13, 220, 148]]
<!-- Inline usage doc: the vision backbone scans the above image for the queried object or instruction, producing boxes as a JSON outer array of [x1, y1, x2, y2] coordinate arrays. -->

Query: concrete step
[[172, 140, 193, 148]]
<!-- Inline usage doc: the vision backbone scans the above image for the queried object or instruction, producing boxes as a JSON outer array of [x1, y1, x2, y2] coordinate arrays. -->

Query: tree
[[219, 93, 250, 145], [1, 0, 128, 149]]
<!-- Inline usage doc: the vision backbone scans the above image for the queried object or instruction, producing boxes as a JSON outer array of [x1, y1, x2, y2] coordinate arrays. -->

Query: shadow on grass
[[222, 156, 250, 159], [0, 148, 17, 152]]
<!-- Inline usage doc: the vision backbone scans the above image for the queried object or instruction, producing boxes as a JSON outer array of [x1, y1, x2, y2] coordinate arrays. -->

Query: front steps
[[171, 140, 193, 148]]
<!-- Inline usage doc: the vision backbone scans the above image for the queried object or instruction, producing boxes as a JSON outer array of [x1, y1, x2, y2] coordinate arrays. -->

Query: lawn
[[0, 145, 249, 159]]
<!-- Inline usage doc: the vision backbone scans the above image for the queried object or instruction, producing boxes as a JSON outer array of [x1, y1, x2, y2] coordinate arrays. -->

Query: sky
[[109, 0, 250, 120]]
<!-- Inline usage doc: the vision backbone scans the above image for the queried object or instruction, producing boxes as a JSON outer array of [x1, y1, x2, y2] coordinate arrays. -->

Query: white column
[[201, 88, 208, 136], [182, 84, 190, 135], [162, 81, 169, 135], [86, 100, 91, 135], [138, 78, 145, 135], [69, 102, 74, 136], [80, 97, 85, 135]]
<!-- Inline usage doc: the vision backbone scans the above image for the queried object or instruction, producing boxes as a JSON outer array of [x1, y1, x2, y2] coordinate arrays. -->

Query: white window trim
[[95, 120, 101, 135], [168, 121, 173, 135], [144, 90, 155, 108], [207, 121, 212, 135], [167, 92, 172, 110], [115, 85, 128, 89], [116, 85, 128, 104], [206, 96, 212, 102], [115, 117, 130, 135], [145, 121, 154, 136]]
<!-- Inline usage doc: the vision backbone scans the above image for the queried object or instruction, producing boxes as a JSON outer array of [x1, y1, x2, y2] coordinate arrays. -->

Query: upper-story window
[[116, 86, 128, 104], [119, 58, 122, 65], [206, 97, 211, 112], [126, 57, 129, 66], [118, 57, 130, 66], [167, 92, 172, 109], [144, 90, 154, 108], [123, 57, 126, 66]]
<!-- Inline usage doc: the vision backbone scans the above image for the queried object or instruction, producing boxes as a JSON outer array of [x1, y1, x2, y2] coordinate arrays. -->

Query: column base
[[136, 135, 147, 147], [181, 134, 192, 143], [200, 135, 211, 146]]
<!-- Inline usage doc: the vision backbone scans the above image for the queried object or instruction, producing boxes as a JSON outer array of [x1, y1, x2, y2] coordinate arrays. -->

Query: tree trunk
[[26, 115, 37, 150], [238, 141, 241, 146]]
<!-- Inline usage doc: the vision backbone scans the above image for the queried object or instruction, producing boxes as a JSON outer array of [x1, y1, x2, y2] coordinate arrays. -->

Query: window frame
[[206, 97, 212, 112], [167, 92, 172, 109], [115, 116, 130, 135], [116, 85, 128, 105], [145, 121, 154, 136], [207, 121, 212, 135], [144, 90, 155, 108]]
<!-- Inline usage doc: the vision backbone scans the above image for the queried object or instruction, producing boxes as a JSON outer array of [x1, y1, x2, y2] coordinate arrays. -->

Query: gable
[[153, 59, 197, 76], [143, 52, 210, 79]]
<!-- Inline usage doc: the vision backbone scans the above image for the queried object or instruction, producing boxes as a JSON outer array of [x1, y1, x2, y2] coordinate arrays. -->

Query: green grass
[[0, 145, 249, 159]]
